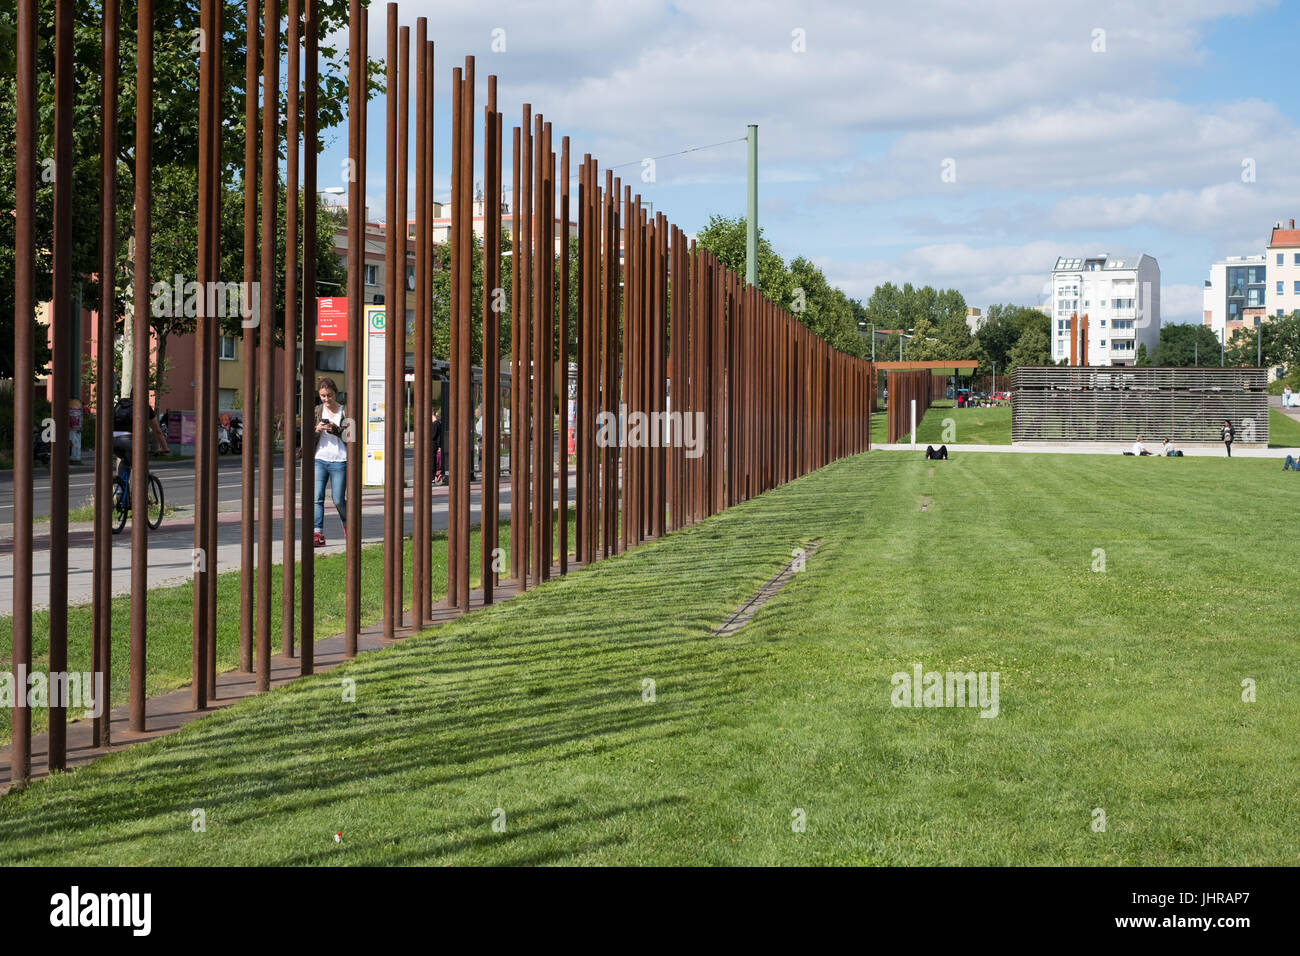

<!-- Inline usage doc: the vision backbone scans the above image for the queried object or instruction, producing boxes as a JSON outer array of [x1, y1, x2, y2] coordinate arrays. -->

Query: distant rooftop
[[1052, 253, 1152, 272]]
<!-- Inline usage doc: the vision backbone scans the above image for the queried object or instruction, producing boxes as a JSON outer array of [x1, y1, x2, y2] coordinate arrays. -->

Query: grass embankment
[[872, 404, 1011, 445], [1268, 407, 1300, 447], [1, 452, 1296, 864]]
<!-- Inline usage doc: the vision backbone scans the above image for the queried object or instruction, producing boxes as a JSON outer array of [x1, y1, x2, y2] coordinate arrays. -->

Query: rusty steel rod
[[344, 0, 364, 657], [510, 124, 521, 583], [11, 0, 36, 784], [47, 0, 74, 771], [558, 136, 570, 574], [482, 75, 500, 602], [192, 0, 213, 711], [382, 4, 398, 640], [456, 55, 474, 611], [129, 0, 154, 734], [93, 0, 120, 749], [517, 104, 532, 590], [394, 21, 410, 630], [448, 66, 462, 608], [240, 0, 257, 675], [412, 20, 428, 626], [283, 0, 301, 659], [257, 0, 279, 691], [301, 0, 319, 675]]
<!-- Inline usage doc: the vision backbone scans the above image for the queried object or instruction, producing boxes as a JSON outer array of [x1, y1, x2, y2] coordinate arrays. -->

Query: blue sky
[[315, 0, 1300, 324]]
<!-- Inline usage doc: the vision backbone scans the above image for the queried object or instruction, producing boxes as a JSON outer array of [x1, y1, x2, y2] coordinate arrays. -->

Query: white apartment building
[[1202, 254, 1267, 340], [1049, 253, 1161, 366], [1266, 219, 1300, 319]]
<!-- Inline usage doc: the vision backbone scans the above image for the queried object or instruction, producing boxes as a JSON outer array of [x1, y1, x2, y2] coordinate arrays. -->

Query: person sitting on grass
[[1284, 454, 1299, 472], [1131, 436, 1152, 456], [924, 444, 949, 460], [1161, 438, 1178, 457]]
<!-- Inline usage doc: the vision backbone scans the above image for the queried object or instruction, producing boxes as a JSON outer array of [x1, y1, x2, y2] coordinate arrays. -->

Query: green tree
[[1135, 342, 1151, 366], [1006, 327, 1051, 373], [1152, 323, 1221, 366], [0, 0, 376, 383]]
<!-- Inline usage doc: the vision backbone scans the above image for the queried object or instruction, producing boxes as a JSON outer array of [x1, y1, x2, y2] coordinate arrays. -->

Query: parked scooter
[[228, 415, 244, 455], [217, 419, 232, 455]]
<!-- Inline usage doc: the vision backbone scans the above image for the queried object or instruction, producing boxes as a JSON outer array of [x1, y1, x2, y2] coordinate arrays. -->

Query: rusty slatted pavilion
[[7, 0, 873, 787]]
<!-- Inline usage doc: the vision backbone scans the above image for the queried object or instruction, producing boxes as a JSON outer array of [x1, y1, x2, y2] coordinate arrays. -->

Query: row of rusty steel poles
[[7, 0, 875, 788]]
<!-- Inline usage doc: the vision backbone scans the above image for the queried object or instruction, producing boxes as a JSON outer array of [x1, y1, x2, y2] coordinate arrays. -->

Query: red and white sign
[[317, 297, 348, 341]]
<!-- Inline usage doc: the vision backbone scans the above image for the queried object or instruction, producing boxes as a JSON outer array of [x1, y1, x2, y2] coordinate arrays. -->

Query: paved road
[[0, 448, 426, 528]]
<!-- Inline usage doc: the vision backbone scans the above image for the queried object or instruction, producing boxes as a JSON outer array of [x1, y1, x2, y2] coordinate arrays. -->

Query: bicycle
[[111, 465, 165, 534]]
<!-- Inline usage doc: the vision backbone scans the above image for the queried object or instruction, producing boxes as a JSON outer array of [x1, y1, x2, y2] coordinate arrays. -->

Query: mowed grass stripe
[[0, 451, 1295, 865]]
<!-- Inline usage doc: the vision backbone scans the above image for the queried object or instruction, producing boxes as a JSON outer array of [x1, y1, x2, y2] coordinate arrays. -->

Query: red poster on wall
[[318, 296, 348, 341]]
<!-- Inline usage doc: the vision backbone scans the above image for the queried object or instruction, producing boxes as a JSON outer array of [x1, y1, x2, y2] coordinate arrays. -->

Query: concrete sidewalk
[[874, 441, 1300, 457]]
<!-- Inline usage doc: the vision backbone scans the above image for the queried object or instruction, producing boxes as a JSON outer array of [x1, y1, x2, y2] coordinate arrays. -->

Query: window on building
[[1099, 319, 1106, 327], [1278, 309, 1285, 318], [219, 335, 236, 360], [365, 264, 379, 286], [1229, 303, 1238, 315], [218, 388, 237, 411], [1277, 281, 1284, 295], [1294, 281, 1300, 294], [1100, 340, 1107, 349], [1277, 253, 1284, 266]]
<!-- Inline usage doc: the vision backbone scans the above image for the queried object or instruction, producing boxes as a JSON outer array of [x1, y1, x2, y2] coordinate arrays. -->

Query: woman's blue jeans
[[314, 458, 346, 532]]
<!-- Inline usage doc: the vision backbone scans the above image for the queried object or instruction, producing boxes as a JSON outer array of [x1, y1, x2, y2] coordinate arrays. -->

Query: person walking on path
[[1221, 419, 1235, 457], [430, 410, 444, 484], [1284, 385, 1293, 409], [312, 377, 347, 547]]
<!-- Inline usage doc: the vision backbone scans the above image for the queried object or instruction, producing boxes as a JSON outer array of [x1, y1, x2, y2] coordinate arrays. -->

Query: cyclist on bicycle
[[112, 390, 170, 476]]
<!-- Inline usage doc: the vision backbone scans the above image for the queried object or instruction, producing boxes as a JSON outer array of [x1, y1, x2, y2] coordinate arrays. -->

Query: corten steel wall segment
[[240, 0, 257, 675], [482, 76, 501, 602], [412, 21, 428, 626], [12, 0, 35, 784], [47, 0, 74, 770], [93, 0, 120, 748], [283, 0, 301, 659], [345, 0, 364, 658], [302, 0, 320, 675], [382, 6, 397, 640], [394, 23, 410, 630], [257, 0, 280, 693], [129, 0, 154, 733], [544, 136, 556, 579]]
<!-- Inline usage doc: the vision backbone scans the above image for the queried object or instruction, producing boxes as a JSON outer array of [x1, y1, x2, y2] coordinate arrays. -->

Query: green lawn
[[1, 451, 1296, 865], [872, 404, 1011, 445]]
